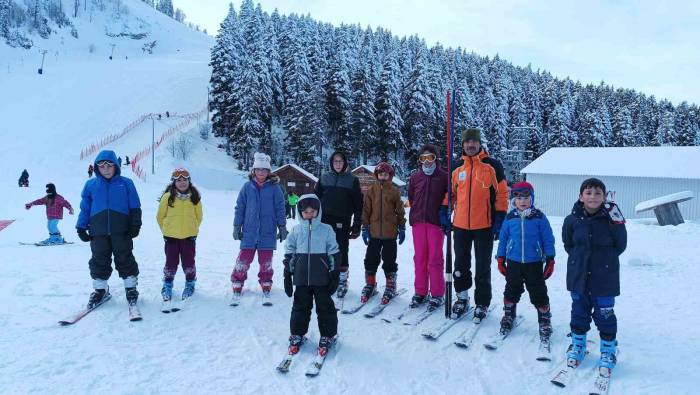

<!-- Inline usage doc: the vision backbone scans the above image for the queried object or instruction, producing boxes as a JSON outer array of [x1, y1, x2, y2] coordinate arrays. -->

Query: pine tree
[[612, 105, 635, 146], [402, 46, 434, 162], [0, 0, 10, 39], [656, 110, 676, 145], [157, 0, 174, 18], [350, 64, 376, 163], [325, 44, 353, 151], [374, 52, 404, 161]]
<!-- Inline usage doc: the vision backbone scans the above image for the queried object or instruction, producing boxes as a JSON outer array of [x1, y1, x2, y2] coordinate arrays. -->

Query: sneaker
[[125, 287, 139, 306], [566, 333, 587, 366], [182, 280, 195, 300], [161, 281, 173, 301], [474, 304, 489, 321], [428, 296, 444, 310], [288, 335, 304, 355], [598, 339, 617, 370], [409, 294, 427, 308], [451, 296, 470, 318], [87, 288, 109, 309]]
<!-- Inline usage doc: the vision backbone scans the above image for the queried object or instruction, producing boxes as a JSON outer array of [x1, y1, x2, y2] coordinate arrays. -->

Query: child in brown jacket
[[360, 162, 407, 305]]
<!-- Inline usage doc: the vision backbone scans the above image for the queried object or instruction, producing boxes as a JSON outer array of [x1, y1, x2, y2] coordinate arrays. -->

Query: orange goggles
[[418, 153, 436, 163], [171, 168, 190, 181]]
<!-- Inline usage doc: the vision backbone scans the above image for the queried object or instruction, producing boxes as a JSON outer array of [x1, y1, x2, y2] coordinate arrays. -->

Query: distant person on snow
[[495, 181, 555, 346], [156, 168, 203, 304], [18, 169, 29, 187], [118, 156, 123, 167], [231, 152, 287, 302], [359, 162, 406, 306], [562, 178, 626, 376], [25, 183, 74, 245], [76, 150, 143, 314], [88, 164, 94, 178], [125, 155, 130, 165], [283, 194, 340, 357]]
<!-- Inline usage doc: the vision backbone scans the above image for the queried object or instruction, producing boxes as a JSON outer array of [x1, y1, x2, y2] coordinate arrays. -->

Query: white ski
[[262, 292, 273, 306], [129, 304, 142, 321], [229, 292, 241, 306], [364, 288, 407, 318], [403, 302, 442, 326], [161, 299, 172, 313], [453, 305, 496, 348], [590, 367, 612, 395], [304, 336, 338, 377], [483, 315, 524, 350], [421, 306, 475, 340]]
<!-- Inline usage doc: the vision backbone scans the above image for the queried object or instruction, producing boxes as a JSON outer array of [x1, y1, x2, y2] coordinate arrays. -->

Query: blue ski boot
[[182, 280, 196, 300], [598, 339, 617, 370], [161, 281, 173, 302], [566, 333, 587, 367]]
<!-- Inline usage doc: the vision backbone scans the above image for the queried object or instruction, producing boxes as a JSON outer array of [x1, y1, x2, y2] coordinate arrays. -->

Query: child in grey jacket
[[283, 194, 340, 356]]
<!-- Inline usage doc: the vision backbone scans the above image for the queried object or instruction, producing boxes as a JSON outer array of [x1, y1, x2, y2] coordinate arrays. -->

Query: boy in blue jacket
[[562, 178, 626, 375], [76, 150, 142, 315], [496, 181, 555, 343]]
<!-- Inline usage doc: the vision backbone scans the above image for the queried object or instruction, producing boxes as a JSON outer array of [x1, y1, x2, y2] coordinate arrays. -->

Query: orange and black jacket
[[451, 149, 508, 230]]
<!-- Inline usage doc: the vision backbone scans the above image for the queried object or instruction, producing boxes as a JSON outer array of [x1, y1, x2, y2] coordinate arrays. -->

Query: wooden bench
[[635, 191, 695, 226]]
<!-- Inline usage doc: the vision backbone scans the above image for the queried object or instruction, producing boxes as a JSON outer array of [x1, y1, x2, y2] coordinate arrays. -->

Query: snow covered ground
[[1, 1, 699, 394]]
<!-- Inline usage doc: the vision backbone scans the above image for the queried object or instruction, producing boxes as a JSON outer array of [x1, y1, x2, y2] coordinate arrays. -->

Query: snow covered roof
[[352, 165, 407, 187], [273, 163, 318, 182], [635, 191, 695, 213], [521, 147, 700, 180]]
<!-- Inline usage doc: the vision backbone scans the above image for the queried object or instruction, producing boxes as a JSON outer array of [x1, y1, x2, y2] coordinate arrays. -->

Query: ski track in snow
[[1, 2, 700, 394]]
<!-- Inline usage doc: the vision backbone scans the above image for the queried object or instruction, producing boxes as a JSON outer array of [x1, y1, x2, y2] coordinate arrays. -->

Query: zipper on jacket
[[307, 219, 312, 286], [468, 157, 474, 229], [379, 184, 384, 238], [106, 180, 111, 235], [520, 213, 525, 263]]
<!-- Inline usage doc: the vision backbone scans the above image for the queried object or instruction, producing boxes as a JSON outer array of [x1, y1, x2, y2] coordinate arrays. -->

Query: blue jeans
[[47, 219, 61, 235], [570, 291, 617, 340]]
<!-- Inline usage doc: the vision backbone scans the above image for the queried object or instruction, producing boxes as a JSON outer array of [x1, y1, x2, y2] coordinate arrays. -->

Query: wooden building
[[272, 164, 318, 196]]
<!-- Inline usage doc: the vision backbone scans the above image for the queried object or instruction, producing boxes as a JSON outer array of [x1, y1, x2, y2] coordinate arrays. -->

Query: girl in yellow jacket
[[157, 168, 203, 306]]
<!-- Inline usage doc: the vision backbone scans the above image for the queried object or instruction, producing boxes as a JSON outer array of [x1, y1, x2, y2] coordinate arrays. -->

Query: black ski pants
[[290, 285, 338, 338], [503, 260, 549, 308], [453, 227, 493, 306], [89, 234, 139, 280], [322, 214, 351, 271], [363, 238, 398, 274]]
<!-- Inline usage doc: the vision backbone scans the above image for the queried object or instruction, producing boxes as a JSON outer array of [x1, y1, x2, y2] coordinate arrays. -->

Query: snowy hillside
[[1, 1, 700, 395]]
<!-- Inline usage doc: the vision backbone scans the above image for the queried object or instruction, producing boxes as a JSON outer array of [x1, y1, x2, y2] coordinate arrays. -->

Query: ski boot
[[232, 281, 243, 296], [161, 281, 173, 301], [598, 339, 617, 370], [473, 304, 489, 322], [126, 287, 139, 306], [380, 272, 398, 304], [182, 280, 195, 300], [451, 291, 470, 318], [87, 288, 109, 309], [409, 294, 427, 308], [48, 233, 64, 244], [566, 332, 587, 367], [537, 305, 553, 341], [288, 335, 304, 355], [318, 336, 336, 357], [499, 301, 516, 335], [335, 271, 349, 299], [428, 295, 444, 310], [360, 272, 377, 303]]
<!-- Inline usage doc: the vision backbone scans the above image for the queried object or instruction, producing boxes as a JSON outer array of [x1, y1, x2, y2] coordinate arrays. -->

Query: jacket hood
[[328, 151, 348, 173], [94, 150, 121, 177], [296, 193, 323, 226]]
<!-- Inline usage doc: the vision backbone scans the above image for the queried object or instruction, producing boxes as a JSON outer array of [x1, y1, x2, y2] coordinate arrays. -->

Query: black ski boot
[[380, 272, 397, 304], [499, 301, 517, 335], [451, 291, 470, 318], [126, 287, 139, 306], [409, 294, 427, 308], [537, 305, 552, 341], [87, 288, 109, 309]]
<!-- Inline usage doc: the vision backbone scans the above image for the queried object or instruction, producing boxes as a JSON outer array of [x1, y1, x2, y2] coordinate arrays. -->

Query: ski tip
[[551, 380, 566, 388], [536, 356, 552, 362], [58, 321, 72, 326]]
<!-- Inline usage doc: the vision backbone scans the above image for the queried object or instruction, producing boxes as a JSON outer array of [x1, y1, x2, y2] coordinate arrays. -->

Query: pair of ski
[[276, 336, 338, 377], [341, 288, 407, 317], [421, 305, 497, 349], [161, 296, 191, 313], [58, 293, 142, 325], [229, 291, 273, 307], [551, 345, 613, 394], [20, 241, 74, 247], [380, 298, 442, 326]]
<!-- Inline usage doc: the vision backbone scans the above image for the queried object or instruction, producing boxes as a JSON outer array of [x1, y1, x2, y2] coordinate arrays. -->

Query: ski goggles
[[511, 189, 532, 198], [418, 153, 436, 163], [171, 168, 191, 181], [96, 161, 114, 168]]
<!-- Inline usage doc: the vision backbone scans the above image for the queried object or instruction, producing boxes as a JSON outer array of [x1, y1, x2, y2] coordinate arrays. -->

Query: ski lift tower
[[502, 125, 536, 183]]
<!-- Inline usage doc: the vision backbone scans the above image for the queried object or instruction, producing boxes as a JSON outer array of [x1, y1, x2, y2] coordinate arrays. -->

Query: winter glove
[[398, 226, 406, 245], [128, 226, 140, 239], [497, 256, 507, 277], [277, 225, 288, 242], [25, 203, 31, 210], [492, 212, 505, 241], [361, 226, 370, 245], [328, 270, 340, 296], [349, 222, 361, 239], [283, 254, 294, 297], [77, 228, 91, 243], [439, 205, 451, 235], [233, 225, 243, 240], [543, 256, 555, 280]]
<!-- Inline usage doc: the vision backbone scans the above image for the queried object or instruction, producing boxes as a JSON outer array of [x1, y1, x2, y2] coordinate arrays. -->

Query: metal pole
[[444, 90, 453, 319], [38, 50, 47, 74], [151, 116, 155, 175]]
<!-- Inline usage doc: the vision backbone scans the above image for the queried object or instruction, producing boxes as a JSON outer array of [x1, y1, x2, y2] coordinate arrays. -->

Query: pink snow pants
[[231, 249, 274, 286], [412, 223, 445, 297]]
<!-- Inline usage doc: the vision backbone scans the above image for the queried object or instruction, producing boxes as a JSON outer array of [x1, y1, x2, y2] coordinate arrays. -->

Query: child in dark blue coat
[[562, 178, 627, 375], [496, 182, 555, 342]]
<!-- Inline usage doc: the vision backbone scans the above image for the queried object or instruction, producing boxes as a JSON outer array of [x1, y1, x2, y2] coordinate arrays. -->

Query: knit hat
[[45, 183, 56, 197], [418, 144, 439, 157], [510, 181, 534, 207], [252, 152, 272, 170], [461, 128, 482, 144], [374, 162, 395, 180]]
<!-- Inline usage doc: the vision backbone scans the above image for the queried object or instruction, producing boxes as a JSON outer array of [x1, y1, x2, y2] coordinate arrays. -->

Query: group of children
[[23, 145, 627, 372]]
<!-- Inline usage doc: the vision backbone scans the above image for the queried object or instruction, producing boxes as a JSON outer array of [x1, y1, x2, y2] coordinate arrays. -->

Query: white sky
[[175, 0, 700, 106]]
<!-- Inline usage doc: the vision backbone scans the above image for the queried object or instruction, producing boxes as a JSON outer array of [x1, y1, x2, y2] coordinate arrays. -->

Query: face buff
[[422, 161, 436, 175]]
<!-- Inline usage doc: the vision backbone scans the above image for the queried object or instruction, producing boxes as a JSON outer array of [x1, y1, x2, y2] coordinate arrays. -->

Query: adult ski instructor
[[449, 128, 508, 321], [314, 151, 363, 299]]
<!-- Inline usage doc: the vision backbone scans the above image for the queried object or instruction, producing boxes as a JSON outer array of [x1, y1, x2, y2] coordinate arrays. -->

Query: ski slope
[[1, 1, 699, 394]]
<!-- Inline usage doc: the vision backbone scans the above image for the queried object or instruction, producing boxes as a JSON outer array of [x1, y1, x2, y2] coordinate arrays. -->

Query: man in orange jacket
[[449, 128, 508, 321]]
